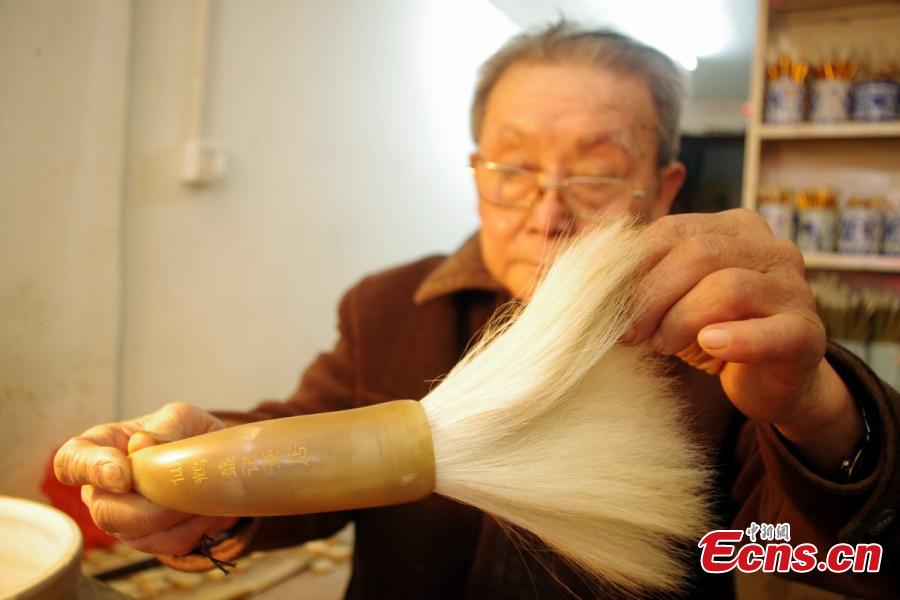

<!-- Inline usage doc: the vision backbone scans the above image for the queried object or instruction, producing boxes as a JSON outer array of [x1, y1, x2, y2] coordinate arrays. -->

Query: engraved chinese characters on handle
[[161, 446, 309, 485], [129, 400, 436, 517]]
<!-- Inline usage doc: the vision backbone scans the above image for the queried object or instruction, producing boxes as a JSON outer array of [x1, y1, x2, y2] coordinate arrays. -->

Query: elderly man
[[55, 23, 898, 599]]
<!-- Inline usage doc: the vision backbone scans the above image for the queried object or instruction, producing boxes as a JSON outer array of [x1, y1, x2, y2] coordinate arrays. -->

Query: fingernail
[[102, 463, 123, 488], [699, 328, 729, 350]]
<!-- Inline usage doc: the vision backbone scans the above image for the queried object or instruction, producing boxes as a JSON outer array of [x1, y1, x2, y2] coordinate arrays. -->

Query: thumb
[[127, 430, 168, 454], [127, 402, 223, 455], [697, 313, 824, 367]]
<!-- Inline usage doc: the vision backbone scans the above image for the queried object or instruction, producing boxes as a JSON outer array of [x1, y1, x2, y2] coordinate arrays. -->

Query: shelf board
[[759, 121, 900, 140], [773, 0, 895, 13], [803, 252, 900, 272]]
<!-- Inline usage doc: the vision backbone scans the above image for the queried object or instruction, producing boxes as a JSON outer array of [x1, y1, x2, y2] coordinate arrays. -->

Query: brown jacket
[[164, 235, 900, 599]]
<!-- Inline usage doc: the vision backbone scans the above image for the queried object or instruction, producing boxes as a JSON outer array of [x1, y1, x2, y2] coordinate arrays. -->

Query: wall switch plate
[[181, 139, 227, 186]]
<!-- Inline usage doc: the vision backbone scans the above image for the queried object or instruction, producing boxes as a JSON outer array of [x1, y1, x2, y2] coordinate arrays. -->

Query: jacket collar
[[413, 232, 507, 305]]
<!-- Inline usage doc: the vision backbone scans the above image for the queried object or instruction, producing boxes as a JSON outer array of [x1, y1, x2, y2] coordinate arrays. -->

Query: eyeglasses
[[470, 158, 647, 221]]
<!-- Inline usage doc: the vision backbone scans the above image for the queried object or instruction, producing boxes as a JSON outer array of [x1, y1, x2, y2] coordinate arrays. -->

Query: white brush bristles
[[420, 218, 712, 595]]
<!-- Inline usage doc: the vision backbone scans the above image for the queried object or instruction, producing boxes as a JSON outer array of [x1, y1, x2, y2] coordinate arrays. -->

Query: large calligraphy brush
[[130, 218, 712, 594]]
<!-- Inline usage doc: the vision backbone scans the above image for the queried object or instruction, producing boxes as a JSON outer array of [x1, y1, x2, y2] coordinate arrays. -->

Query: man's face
[[473, 61, 685, 299]]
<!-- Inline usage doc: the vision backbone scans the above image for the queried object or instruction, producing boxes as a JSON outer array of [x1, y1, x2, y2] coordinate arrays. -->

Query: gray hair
[[470, 22, 685, 166]]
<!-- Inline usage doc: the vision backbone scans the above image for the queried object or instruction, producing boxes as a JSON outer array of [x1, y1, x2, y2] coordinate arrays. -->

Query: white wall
[[0, 1, 129, 499], [121, 0, 516, 415], [0, 0, 516, 498]]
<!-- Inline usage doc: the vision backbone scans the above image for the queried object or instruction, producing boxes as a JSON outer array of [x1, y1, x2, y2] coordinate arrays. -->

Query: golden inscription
[[191, 459, 208, 484], [261, 448, 281, 472], [286, 444, 309, 466], [241, 455, 260, 476], [218, 455, 237, 478], [169, 463, 185, 485]]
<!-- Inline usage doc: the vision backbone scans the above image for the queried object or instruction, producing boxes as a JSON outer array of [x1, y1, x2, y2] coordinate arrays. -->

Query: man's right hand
[[54, 402, 238, 555]]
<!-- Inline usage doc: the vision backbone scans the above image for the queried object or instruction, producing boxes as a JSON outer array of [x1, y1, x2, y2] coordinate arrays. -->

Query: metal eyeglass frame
[[469, 157, 647, 220]]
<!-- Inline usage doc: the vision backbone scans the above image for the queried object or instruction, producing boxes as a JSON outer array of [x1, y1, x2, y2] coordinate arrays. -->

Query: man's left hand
[[622, 209, 862, 475]]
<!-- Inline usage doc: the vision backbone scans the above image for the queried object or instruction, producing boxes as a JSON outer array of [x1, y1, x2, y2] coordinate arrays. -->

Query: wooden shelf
[[759, 121, 900, 140], [773, 0, 892, 13], [803, 252, 900, 272], [742, 0, 900, 283]]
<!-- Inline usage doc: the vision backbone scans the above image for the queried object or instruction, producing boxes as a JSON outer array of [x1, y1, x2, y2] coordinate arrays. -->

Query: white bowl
[[0, 495, 82, 599]]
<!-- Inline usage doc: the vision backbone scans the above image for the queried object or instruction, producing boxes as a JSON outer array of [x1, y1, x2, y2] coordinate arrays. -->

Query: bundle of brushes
[[808, 275, 900, 343], [866, 289, 900, 344], [130, 218, 713, 594]]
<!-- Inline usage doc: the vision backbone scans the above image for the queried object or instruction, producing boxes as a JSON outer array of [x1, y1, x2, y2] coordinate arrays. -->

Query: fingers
[[696, 314, 827, 424], [640, 209, 774, 269], [54, 428, 132, 493], [121, 515, 238, 556], [624, 211, 804, 345], [55, 402, 223, 494], [697, 312, 826, 367], [82, 485, 192, 538], [131, 402, 225, 450], [55, 402, 230, 559], [127, 428, 183, 454], [649, 268, 811, 356], [84, 485, 237, 556]]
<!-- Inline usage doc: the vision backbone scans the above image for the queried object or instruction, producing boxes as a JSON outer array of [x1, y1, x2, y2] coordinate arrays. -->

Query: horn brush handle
[[129, 400, 435, 516]]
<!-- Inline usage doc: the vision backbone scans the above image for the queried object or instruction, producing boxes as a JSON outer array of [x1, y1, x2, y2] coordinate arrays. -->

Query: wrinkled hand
[[54, 402, 238, 555], [623, 209, 860, 469]]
